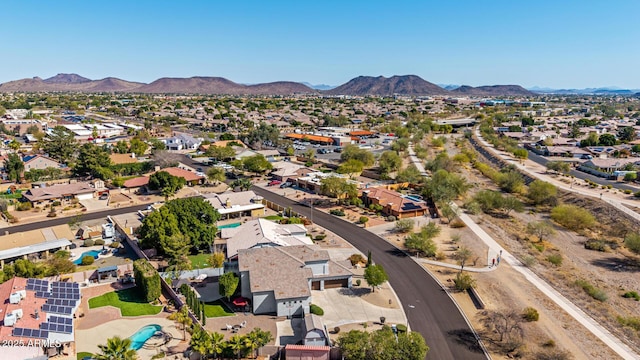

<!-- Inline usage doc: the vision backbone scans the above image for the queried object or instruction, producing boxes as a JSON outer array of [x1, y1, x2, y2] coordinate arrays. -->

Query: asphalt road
[[526, 151, 639, 192], [0, 204, 149, 234], [252, 186, 486, 360]]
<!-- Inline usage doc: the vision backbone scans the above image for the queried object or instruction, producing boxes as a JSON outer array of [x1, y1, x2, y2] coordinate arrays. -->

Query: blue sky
[[2, 1, 639, 88]]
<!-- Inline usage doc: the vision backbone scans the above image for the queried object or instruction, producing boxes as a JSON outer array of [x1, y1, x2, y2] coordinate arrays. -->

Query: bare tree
[[481, 310, 524, 351]]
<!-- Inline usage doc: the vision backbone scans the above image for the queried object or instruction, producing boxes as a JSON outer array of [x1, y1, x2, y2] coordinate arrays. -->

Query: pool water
[[129, 324, 162, 350], [73, 250, 101, 265], [218, 222, 241, 229]]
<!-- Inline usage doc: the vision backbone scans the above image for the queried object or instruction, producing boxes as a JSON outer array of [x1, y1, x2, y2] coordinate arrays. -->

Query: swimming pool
[[218, 222, 241, 229], [129, 324, 162, 350], [73, 250, 101, 265]]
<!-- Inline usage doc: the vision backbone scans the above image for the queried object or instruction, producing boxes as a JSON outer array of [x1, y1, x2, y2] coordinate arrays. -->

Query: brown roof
[[109, 153, 138, 164], [285, 133, 334, 143], [364, 187, 429, 214], [349, 130, 374, 136], [161, 167, 204, 182], [0, 225, 74, 251], [22, 181, 96, 202], [123, 176, 149, 188]]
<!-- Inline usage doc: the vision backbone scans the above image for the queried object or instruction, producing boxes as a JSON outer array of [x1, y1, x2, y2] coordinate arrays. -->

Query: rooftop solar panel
[[64, 326, 72, 334], [13, 328, 22, 336]]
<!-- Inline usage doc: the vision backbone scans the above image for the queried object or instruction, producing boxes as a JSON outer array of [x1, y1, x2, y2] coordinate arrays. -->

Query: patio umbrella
[[232, 297, 248, 307]]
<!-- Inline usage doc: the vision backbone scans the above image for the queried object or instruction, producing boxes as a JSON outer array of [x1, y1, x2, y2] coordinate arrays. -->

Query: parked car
[[280, 182, 293, 188], [267, 180, 282, 186], [99, 193, 109, 200], [334, 147, 343, 153]]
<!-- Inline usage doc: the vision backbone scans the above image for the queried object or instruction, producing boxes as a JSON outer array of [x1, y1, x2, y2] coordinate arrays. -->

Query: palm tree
[[228, 334, 247, 360], [190, 328, 213, 358], [168, 306, 193, 340], [95, 336, 138, 360], [210, 331, 225, 359], [231, 178, 252, 191], [246, 328, 273, 359]]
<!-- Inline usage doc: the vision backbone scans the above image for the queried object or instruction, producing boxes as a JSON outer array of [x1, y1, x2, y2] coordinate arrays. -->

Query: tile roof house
[[361, 187, 428, 219], [22, 181, 104, 206], [237, 245, 352, 317], [0, 277, 79, 358], [22, 155, 64, 171], [161, 167, 205, 185], [203, 191, 265, 219], [123, 176, 150, 189], [221, 218, 313, 260]]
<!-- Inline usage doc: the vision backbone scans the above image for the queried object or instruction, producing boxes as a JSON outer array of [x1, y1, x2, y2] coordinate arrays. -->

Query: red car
[[267, 180, 282, 186]]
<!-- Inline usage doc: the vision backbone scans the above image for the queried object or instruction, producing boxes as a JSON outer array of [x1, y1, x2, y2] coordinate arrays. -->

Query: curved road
[[252, 187, 486, 360]]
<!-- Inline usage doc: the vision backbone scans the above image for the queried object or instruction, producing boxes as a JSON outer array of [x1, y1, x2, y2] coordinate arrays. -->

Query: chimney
[[131, 152, 136, 159], [225, 198, 231, 208]]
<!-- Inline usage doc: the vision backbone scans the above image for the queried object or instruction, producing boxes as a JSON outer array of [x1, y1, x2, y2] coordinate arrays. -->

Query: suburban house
[[122, 176, 150, 193], [0, 119, 45, 135], [543, 146, 591, 158], [580, 158, 640, 174], [295, 172, 357, 194], [163, 133, 202, 150], [22, 180, 106, 207], [361, 187, 429, 219], [160, 167, 205, 185], [270, 162, 314, 182], [284, 345, 330, 360], [237, 245, 352, 317], [22, 155, 64, 171], [221, 218, 313, 260], [204, 190, 265, 220], [0, 225, 74, 268], [255, 149, 281, 162], [0, 277, 80, 359]]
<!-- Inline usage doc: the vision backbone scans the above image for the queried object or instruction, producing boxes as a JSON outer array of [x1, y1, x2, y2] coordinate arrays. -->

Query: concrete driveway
[[80, 198, 109, 212], [311, 288, 406, 328]]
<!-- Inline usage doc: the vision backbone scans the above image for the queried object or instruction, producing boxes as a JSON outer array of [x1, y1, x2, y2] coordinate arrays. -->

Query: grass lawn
[[77, 352, 93, 360], [88, 288, 162, 316], [189, 253, 210, 269], [204, 300, 234, 318], [262, 215, 284, 222]]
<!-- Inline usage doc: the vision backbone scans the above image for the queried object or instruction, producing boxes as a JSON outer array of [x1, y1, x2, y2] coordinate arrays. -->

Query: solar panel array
[[12, 327, 49, 339], [39, 322, 73, 334], [41, 304, 74, 315], [46, 298, 76, 307], [49, 316, 73, 326], [26, 278, 49, 293]]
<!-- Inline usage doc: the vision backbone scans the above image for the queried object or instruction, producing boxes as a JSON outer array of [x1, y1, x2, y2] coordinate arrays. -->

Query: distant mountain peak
[[43, 73, 91, 84], [326, 75, 448, 96]]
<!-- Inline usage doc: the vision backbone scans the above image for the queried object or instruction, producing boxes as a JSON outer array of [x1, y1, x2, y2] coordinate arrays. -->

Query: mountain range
[[0, 73, 534, 96]]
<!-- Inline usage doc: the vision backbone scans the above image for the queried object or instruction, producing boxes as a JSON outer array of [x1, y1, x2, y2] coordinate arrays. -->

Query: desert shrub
[[453, 272, 475, 291], [616, 316, 640, 331], [396, 324, 407, 333], [81, 256, 95, 265], [624, 233, 640, 255], [533, 348, 572, 360], [355, 279, 361, 286], [358, 216, 369, 224], [394, 218, 414, 233], [330, 209, 345, 216], [532, 243, 545, 252], [310, 304, 324, 316], [314, 234, 327, 241], [386, 215, 396, 222], [634, 191, 640, 198], [623, 189, 633, 194], [550, 204, 595, 231], [542, 339, 556, 348], [349, 254, 365, 266], [435, 252, 446, 260], [546, 254, 563, 266], [521, 255, 537, 267], [83, 239, 95, 247], [522, 307, 539, 322], [94, 239, 105, 245], [450, 219, 466, 228], [15, 201, 33, 211], [575, 279, 608, 302], [464, 200, 482, 215], [52, 201, 61, 206], [584, 239, 609, 252], [622, 291, 640, 301], [334, 326, 340, 334], [110, 241, 121, 248]]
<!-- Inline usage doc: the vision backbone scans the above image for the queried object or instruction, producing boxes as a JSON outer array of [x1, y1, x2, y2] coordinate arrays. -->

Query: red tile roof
[[285, 344, 330, 351], [0, 278, 48, 342], [285, 133, 334, 143], [161, 167, 204, 182], [123, 176, 149, 188]]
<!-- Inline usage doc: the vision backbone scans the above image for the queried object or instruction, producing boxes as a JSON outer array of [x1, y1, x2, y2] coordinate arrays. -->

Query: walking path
[[448, 134, 640, 360]]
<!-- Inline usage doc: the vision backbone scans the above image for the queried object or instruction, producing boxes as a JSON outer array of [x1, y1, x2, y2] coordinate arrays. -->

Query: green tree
[[163, 234, 192, 273], [210, 252, 226, 268], [163, 197, 220, 252], [364, 264, 388, 293], [405, 223, 440, 256], [378, 150, 402, 176], [190, 327, 214, 357], [8, 139, 20, 151], [337, 159, 365, 179], [424, 169, 470, 203], [113, 140, 129, 154], [246, 328, 273, 359], [513, 148, 528, 162], [453, 272, 476, 291], [207, 167, 226, 185], [74, 143, 113, 179], [148, 171, 186, 195], [219, 272, 239, 301], [438, 201, 460, 224], [338, 330, 370, 360], [624, 233, 640, 255], [527, 180, 558, 205], [598, 133, 616, 146], [4, 153, 24, 184], [497, 170, 524, 193], [138, 206, 181, 251], [617, 127, 636, 143], [220, 133, 236, 140], [453, 246, 473, 272], [394, 218, 415, 233], [42, 126, 76, 163], [228, 334, 247, 360], [133, 259, 161, 302], [550, 204, 596, 231], [526, 221, 556, 242], [396, 165, 424, 184], [341, 144, 375, 166], [319, 176, 357, 199], [95, 336, 138, 360], [242, 154, 273, 175], [207, 145, 236, 162], [45, 250, 76, 276], [231, 178, 253, 191], [129, 137, 148, 156], [580, 132, 599, 147], [545, 161, 571, 174], [149, 138, 166, 151]]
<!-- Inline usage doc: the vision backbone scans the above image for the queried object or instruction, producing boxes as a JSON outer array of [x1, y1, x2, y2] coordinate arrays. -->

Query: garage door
[[324, 278, 348, 289], [311, 281, 321, 290], [76, 193, 94, 200]]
